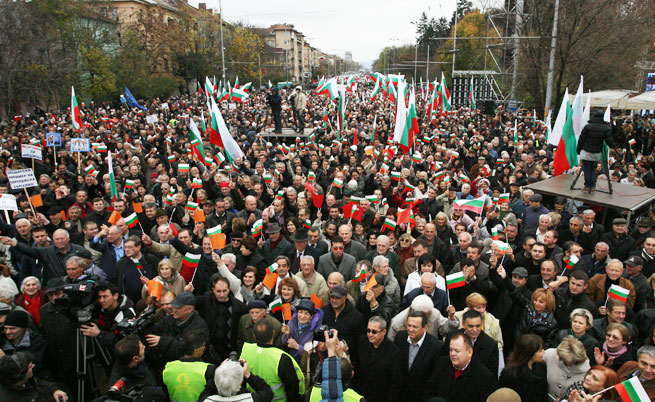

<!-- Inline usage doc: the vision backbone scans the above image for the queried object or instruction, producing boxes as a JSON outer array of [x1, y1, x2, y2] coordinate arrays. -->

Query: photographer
[[268, 87, 282, 134], [0, 351, 69, 402], [199, 358, 273, 402], [107, 335, 166, 402], [80, 281, 135, 350]]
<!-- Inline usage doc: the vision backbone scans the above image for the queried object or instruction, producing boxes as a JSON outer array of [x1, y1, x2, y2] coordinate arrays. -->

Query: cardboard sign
[[46, 132, 61, 147], [7, 169, 38, 190], [70, 138, 90, 152], [146, 115, 158, 124], [0, 194, 18, 211], [21, 144, 42, 160], [30, 194, 43, 208], [160, 103, 169, 109]]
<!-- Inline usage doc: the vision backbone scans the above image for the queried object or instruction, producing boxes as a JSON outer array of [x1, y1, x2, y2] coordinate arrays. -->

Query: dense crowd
[[0, 77, 654, 402]]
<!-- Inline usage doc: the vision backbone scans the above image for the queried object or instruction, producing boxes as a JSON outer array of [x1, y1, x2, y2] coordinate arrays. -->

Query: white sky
[[191, 0, 470, 68]]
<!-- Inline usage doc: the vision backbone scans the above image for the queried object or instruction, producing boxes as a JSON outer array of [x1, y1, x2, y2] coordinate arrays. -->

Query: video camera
[[313, 324, 336, 343], [52, 276, 98, 322], [115, 306, 156, 339]]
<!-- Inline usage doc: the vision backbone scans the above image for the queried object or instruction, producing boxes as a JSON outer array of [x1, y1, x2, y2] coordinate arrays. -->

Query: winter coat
[[577, 116, 615, 154], [544, 347, 590, 400]]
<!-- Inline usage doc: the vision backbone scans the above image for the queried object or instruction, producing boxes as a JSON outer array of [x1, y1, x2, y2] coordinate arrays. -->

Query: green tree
[[225, 25, 264, 84]]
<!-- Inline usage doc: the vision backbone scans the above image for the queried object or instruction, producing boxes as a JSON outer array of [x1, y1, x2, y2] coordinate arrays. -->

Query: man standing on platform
[[577, 110, 615, 193]]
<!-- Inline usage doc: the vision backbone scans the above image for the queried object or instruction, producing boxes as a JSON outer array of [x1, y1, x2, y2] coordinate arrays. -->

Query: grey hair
[[570, 308, 594, 327], [410, 294, 434, 315], [214, 360, 244, 397], [637, 345, 655, 359], [67, 256, 85, 269], [300, 255, 315, 265], [523, 189, 534, 196], [368, 315, 387, 331], [583, 209, 595, 216], [20, 277, 41, 293], [436, 212, 448, 221], [376, 235, 389, 245], [221, 253, 237, 265], [458, 231, 472, 242], [421, 272, 437, 286], [539, 214, 552, 224], [607, 259, 623, 270], [327, 272, 345, 286], [0, 278, 18, 301], [372, 255, 389, 268]]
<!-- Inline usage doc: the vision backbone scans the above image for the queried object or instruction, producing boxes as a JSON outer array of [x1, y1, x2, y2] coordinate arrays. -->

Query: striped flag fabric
[[207, 225, 223, 249], [352, 265, 367, 283], [270, 299, 283, 313], [178, 163, 190, 174], [186, 201, 198, 211], [332, 178, 343, 188], [180, 253, 201, 283], [266, 263, 279, 275], [608, 284, 630, 303], [108, 152, 118, 202], [498, 193, 510, 204], [382, 218, 396, 232], [84, 165, 97, 177], [303, 219, 312, 229], [71, 86, 83, 130], [491, 228, 500, 240], [191, 178, 203, 189], [565, 254, 579, 270], [124, 179, 135, 189], [615, 376, 649, 402], [491, 240, 509, 255], [446, 272, 466, 290], [453, 197, 486, 215], [251, 219, 263, 237], [125, 212, 139, 229]]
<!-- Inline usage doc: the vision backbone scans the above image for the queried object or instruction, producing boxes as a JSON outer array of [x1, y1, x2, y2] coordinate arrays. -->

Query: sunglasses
[[332, 246, 344, 250], [366, 328, 383, 334]]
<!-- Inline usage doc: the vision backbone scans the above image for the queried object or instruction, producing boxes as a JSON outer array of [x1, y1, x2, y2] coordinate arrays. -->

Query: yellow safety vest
[[240, 342, 305, 402], [162, 360, 210, 402]]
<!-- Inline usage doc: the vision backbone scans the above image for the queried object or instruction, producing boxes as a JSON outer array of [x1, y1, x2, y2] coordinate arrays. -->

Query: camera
[[53, 276, 98, 322], [313, 324, 335, 343], [228, 351, 244, 366], [116, 306, 156, 339]]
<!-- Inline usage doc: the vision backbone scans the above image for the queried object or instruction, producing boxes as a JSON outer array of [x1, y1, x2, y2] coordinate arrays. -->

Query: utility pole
[[258, 53, 262, 89], [452, 5, 458, 75], [509, 0, 524, 101], [219, 0, 226, 83], [414, 43, 418, 81], [426, 42, 430, 85], [544, 0, 560, 115]]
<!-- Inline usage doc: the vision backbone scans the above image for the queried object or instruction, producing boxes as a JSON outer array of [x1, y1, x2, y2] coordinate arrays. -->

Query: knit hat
[[5, 310, 28, 328]]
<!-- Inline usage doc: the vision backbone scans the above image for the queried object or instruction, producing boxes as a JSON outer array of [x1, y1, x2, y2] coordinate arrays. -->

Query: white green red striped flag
[[266, 263, 278, 275], [453, 197, 485, 215], [178, 163, 190, 174], [615, 376, 649, 402], [352, 265, 367, 283], [186, 201, 198, 211], [446, 272, 466, 290], [125, 212, 139, 228], [608, 284, 630, 303], [332, 178, 343, 188], [498, 193, 510, 204], [382, 218, 396, 232], [108, 152, 118, 202], [124, 179, 134, 189], [192, 178, 203, 189], [251, 219, 263, 237], [71, 86, 83, 130], [182, 253, 201, 269], [565, 254, 579, 270], [491, 240, 509, 255], [85, 165, 97, 177]]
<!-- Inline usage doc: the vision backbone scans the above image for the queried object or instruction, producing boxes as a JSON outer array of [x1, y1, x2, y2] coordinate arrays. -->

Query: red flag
[[312, 193, 324, 209], [397, 208, 411, 225], [304, 181, 316, 195]]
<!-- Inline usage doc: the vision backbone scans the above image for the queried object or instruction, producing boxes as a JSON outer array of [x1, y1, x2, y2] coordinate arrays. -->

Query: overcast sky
[[192, 0, 484, 68]]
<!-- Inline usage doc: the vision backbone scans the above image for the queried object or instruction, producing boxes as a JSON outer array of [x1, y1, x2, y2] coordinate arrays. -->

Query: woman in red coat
[[15, 277, 48, 326]]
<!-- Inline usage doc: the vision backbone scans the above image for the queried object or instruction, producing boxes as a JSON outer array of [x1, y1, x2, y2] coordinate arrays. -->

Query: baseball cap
[[170, 292, 196, 308]]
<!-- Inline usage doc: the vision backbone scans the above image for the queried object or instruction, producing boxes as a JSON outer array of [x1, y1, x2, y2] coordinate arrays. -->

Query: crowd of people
[[0, 76, 654, 402]]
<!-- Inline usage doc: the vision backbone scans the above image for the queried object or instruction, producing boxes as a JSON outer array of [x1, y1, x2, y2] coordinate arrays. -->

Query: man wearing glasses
[[352, 316, 403, 402], [317, 236, 357, 281]]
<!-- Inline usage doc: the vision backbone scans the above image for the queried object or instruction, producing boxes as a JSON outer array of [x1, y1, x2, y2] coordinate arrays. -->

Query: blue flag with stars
[[124, 86, 146, 111]]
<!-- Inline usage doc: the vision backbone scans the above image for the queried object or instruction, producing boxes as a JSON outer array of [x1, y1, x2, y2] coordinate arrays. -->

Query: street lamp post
[[219, 0, 226, 83]]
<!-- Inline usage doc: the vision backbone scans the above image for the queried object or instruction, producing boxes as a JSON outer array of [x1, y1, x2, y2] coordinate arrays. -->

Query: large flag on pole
[[208, 96, 225, 148], [392, 80, 407, 145], [553, 99, 578, 176], [210, 96, 245, 162], [189, 119, 209, 165], [548, 87, 570, 147], [469, 79, 476, 110], [108, 151, 118, 202], [571, 76, 585, 139], [124, 86, 146, 111], [71, 86, 83, 131]]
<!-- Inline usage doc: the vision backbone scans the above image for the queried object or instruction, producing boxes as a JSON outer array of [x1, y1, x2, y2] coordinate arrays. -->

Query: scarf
[[22, 293, 42, 326], [603, 342, 627, 358]]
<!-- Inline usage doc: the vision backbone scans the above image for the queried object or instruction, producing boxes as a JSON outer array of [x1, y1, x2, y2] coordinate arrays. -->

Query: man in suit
[[402, 273, 450, 317], [394, 311, 441, 401], [352, 316, 403, 402], [317, 236, 357, 280], [424, 333, 497, 402], [287, 230, 322, 274], [261, 223, 292, 265], [89, 224, 125, 283], [527, 259, 559, 291], [442, 309, 499, 377], [586, 259, 637, 310], [307, 226, 329, 255]]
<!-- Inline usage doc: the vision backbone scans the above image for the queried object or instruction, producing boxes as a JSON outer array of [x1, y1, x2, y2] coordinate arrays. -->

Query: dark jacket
[[498, 363, 548, 402], [321, 300, 366, 355], [442, 329, 499, 378], [353, 336, 403, 402], [356, 291, 396, 326], [402, 287, 449, 317], [93, 294, 136, 349], [115, 253, 159, 303], [12, 241, 85, 285], [39, 302, 78, 380], [0, 377, 62, 402], [89, 237, 123, 282], [394, 331, 441, 402], [195, 291, 247, 360], [198, 373, 273, 402], [151, 310, 210, 362], [287, 245, 323, 275], [577, 116, 615, 154], [599, 232, 635, 262], [554, 286, 598, 329], [423, 355, 497, 402], [261, 236, 292, 265]]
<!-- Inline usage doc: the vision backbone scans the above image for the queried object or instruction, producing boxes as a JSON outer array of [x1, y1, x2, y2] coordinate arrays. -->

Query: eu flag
[[124, 86, 146, 111]]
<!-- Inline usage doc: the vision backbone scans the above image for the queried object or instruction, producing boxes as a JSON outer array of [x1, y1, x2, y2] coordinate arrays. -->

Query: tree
[[441, 9, 491, 80], [450, 0, 473, 26], [224, 25, 264, 84]]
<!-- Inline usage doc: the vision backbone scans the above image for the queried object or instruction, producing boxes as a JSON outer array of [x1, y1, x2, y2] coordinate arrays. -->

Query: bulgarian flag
[[446, 272, 466, 290], [491, 240, 509, 255], [84, 165, 98, 177], [303, 219, 312, 229], [180, 253, 201, 283], [178, 163, 190, 174], [371, 115, 377, 143], [186, 201, 198, 211], [370, 79, 380, 100], [608, 284, 630, 303], [189, 119, 209, 165], [124, 179, 134, 190], [230, 87, 248, 102], [469, 79, 476, 110], [71, 86, 83, 131], [491, 228, 500, 240], [266, 263, 279, 275], [453, 197, 485, 215], [270, 300, 283, 313], [108, 152, 118, 202], [192, 178, 203, 189], [513, 120, 519, 144], [352, 265, 367, 283], [382, 218, 396, 232], [332, 178, 343, 188], [251, 219, 263, 237], [427, 80, 439, 119], [565, 254, 579, 270], [498, 193, 510, 204], [205, 77, 214, 97], [438, 72, 451, 116], [210, 96, 244, 162], [615, 376, 650, 402], [125, 212, 139, 229], [553, 98, 578, 175]]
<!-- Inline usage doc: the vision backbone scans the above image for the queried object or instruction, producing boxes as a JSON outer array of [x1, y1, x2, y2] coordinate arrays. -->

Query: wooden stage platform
[[526, 174, 655, 225]]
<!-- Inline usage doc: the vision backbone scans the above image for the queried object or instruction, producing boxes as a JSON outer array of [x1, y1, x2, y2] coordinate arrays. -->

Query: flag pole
[[23, 188, 37, 219], [169, 207, 176, 224], [590, 384, 617, 397]]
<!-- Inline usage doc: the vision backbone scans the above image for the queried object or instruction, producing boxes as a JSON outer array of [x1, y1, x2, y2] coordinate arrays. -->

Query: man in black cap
[[146, 291, 210, 363], [552, 196, 572, 231], [577, 110, 615, 193], [600, 218, 635, 261], [523, 193, 549, 231], [356, 273, 396, 325], [287, 229, 322, 274], [237, 300, 282, 349], [223, 230, 243, 255], [321, 285, 365, 354], [44, 206, 67, 236], [207, 198, 235, 236], [261, 223, 292, 265], [71, 247, 107, 282], [0, 351, 69, 402], [625, 256, 654, 312]]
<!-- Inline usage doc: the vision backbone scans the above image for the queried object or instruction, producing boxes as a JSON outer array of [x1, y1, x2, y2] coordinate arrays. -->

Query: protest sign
[[146, 114, 158, 124], [21, 144, 42, 160], [46, 132, 61, 147], [70, 138, 91, 152], [7, 169, 38, 190], [0, 194, 18, 211]]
